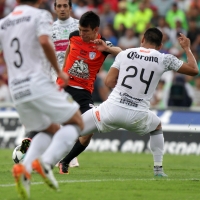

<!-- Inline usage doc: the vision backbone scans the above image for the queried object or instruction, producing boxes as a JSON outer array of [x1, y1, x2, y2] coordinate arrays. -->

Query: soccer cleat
[[154, 166, 168, 177], [12, 163, 31, 199], [20, 138, 32, 154], [32, 158, 58, 190], [59, 162, 69, 174], [69, 157, 79, 168]]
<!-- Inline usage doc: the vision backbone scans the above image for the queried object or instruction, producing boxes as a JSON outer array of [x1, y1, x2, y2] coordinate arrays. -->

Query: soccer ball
[[12, 145, 25, 163]]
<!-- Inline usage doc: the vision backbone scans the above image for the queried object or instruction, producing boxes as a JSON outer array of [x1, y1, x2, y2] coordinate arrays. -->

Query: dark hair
[[20, 0, 38, 4], [143, 27, 163, 47], [79, 11, 100, 30], [54, 0, 72, 7]]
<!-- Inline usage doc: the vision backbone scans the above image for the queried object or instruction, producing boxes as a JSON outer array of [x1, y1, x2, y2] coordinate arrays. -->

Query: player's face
[[54, 0, 71, 21], [79, 26, 98, 43]]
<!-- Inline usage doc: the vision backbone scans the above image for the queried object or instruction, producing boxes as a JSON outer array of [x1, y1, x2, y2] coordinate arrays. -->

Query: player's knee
[[79, 133, 93, 146], [64, 110, 84, 131], [43, 123, 60, 134], [155, 123, 162, 130], [149, 129, 163, 136]]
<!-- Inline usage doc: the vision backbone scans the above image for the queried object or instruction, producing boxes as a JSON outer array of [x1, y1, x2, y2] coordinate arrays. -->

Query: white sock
[[23, 132, 52, 173], [150, 134, 164, 167], [42, 125, 80, 166]]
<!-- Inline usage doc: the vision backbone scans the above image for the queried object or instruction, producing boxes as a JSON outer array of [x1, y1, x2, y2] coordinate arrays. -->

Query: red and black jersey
[[57, 30, 113, 93]]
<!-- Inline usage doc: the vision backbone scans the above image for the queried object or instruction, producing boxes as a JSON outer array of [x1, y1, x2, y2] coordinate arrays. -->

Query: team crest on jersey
[[68, 60, 89, 79], [89, 52, 96, 60]]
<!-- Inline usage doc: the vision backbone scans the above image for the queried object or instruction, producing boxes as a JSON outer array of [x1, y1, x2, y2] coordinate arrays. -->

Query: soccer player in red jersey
[[57, 11, 122, 174]]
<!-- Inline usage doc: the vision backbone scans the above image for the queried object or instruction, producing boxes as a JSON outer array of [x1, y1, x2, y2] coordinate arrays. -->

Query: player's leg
[[12, 101, 58, 199], [149, 124, 167, 177], [118, 107, 167, 177], [141, 110, 167, 177], [59, 87, 94, 174], [32, 110, 83, 186], [13, 90, 81, 197], [30, 91, 83, 187], [59, 133, 93, 173]]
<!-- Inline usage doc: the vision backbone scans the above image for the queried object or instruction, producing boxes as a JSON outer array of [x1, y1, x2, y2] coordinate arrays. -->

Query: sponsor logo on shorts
[[95, 110, 100, 121], [67, 95, 74, 103], [14, 89, 31, 100]]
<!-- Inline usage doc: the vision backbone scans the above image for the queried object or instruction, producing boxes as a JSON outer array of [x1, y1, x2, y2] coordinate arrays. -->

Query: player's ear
[[94, 27, 99, 33], [36, 0, 43, 6], [157, 43, 163, 50], [141, 36, 145, 44]]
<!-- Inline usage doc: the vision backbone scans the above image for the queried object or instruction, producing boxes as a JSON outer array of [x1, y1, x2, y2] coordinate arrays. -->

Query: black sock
[[61, 139, 87, 164]]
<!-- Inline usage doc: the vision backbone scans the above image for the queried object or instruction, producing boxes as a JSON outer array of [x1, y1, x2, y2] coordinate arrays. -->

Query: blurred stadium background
[[1, 0, 200, 156]]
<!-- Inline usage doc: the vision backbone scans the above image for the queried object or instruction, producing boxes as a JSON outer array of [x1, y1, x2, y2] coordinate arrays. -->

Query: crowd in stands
[[0, 0, 200, 109]]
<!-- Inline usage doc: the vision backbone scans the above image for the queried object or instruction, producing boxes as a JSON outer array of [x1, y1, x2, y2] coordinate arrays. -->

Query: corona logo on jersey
[[68, 60, 89, 79], [127, 51, 158, 63]]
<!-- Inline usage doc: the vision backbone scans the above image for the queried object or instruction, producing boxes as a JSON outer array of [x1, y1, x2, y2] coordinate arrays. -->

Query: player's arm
[[92, 39, 122, 56], [104, 51, 122, 88], [104, 67, 119, 88], [39, 35, 69, 86], [105, 46, 122, 56], [176, 33, 199, 76], [39, 35, 60, 74], [62, 44, 70, 70], [37, 10, 69, 85]]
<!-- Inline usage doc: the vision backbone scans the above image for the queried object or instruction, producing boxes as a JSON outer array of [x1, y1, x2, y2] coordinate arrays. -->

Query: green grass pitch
[[0, 149, 200, 200]]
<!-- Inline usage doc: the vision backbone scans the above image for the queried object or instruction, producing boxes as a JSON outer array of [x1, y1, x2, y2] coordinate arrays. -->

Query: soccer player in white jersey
[[51, 0, 79, 81], [23, 0, 79, 168], [79, 28, 198, 177], [0, 0, 84, 198], [52, 0, 79, 168]]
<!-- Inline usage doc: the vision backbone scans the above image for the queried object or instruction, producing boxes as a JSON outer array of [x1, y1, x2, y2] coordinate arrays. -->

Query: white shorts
[[92, 101, 160, 136], [15, 89, 79, 132]]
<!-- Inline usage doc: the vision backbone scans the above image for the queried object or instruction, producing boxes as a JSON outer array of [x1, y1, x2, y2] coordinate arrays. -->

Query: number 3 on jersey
[[121, 66, 154, 94], [10, 38, 23, 68]]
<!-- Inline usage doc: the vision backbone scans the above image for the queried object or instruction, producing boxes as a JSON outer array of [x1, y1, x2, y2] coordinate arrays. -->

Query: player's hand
[[178, 33, 191, 51], [57, 71, 69, 88], [91, 39, 107, 52]]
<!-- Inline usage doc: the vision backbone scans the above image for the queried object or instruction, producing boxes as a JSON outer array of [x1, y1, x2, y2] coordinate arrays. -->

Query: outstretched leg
[[59, 109, 98, 174], [149, 128, 167, 177]]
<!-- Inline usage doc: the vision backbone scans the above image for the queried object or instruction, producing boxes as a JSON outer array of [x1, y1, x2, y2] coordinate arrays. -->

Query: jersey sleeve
[[101, 37, 114, 56], [69, 30, 79, 40], [111, 51, 123, 70], [36, 10, 53, 37], [163, 54, 183, 72]]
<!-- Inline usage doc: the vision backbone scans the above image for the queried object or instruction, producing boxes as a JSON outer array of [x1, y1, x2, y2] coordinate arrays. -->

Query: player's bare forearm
[[105, 67, 119, 88], [39, 35, 60, 74], [105, 46, 122, 56], [185, 48, 198, 72], [177, 33, 199, 76], [62, 45, 70, 70]]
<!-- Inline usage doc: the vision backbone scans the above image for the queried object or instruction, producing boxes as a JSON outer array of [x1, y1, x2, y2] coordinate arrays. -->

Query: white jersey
[[0, 5, 56, 104], [108, 47, 183, 111], [51, 17, 79, 81]]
